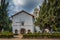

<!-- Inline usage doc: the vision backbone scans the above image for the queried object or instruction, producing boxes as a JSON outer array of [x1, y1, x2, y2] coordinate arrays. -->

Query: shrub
[[23, 33, 42, 39], [0, 31, 14, 38], [23, 32, 60, 39], [52, 32, 60, 38]]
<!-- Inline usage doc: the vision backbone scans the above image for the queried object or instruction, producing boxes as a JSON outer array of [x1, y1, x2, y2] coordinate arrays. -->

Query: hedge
[[23, 33, 60, 39], [0, 31, 14, 38]]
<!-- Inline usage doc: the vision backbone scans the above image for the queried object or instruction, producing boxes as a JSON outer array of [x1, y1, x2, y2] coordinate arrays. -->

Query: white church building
[[11, 8, 40, 34]]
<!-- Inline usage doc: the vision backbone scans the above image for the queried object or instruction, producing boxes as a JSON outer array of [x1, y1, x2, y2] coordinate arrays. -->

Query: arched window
[[15, 29, 18, 34]]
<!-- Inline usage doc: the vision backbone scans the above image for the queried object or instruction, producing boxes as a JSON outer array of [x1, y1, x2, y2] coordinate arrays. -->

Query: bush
[[23, 33, 42, 39], [23, 32, 60, 39], [0, 31, 14, 38], [52, 32, 60, 38]]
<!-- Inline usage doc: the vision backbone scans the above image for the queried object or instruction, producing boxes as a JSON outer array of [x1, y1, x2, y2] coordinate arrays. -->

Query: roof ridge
[[11, 10, 34, 17]]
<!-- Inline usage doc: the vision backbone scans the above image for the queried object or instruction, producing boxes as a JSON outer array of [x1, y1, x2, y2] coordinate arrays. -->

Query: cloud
[[8, 0, 44, 16], [13, 0, 26, 6]]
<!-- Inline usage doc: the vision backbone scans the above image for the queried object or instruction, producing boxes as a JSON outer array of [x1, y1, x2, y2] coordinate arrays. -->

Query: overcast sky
[[8, 0, 44, 16]]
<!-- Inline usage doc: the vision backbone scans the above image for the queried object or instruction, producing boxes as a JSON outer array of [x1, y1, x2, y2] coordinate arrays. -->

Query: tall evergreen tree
[[35, 0, 60, 32], [0, 0, 10, 31]]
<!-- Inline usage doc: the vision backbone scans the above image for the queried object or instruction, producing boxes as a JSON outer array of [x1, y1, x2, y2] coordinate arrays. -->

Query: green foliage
[[57, 28, 60, 32], [35, 0, 60, 31], [0, 0, 12, 31], [0, 31, 13, 38], [23, 33, 60, 38]]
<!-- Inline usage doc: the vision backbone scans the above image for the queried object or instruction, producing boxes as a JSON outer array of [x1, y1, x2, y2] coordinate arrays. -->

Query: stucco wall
[[12, 12, 34, 34]]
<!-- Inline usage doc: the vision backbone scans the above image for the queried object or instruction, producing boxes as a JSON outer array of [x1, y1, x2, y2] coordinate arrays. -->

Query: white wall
[[12, 12, 34, 34]]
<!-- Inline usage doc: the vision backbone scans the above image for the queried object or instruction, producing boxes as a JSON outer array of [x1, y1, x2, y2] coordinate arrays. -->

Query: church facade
[[11, 10, 35, 34], [11, 8, 40, 34]]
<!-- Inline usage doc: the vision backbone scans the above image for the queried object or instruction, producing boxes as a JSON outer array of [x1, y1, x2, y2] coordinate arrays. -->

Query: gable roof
[[11, 10, 34, 17]]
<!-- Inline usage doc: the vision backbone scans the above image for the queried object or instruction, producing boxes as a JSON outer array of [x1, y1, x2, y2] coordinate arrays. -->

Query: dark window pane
[[21, 22, 24, 26]]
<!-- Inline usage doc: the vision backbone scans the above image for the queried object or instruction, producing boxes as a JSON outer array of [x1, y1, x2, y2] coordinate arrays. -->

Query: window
[[21, 21, 24, 26], [15, 29, 18, 34], [36, 12, 37, 16]]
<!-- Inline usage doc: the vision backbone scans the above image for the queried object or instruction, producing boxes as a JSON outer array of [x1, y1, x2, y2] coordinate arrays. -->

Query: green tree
[[0, 0, 11, 32], [35, 0, 49, 30], [35, 0, 60, 32]]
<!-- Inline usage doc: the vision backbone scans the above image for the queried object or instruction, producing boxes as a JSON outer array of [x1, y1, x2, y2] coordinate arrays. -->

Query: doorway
[[20, 28, 26, 34]]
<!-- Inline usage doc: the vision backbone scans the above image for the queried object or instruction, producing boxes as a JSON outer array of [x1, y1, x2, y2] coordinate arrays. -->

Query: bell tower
[[33, 8, 39, 18]]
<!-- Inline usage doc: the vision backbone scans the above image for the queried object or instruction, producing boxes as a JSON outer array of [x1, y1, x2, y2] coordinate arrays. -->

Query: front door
[[20, 28, 26, 34]]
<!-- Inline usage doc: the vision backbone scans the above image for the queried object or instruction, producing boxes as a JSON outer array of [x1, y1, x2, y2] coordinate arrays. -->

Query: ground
[[0, 38, 60, 40]]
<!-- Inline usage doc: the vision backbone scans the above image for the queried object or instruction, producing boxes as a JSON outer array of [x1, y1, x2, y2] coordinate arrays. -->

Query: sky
[[8, 0, 44, 16]]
